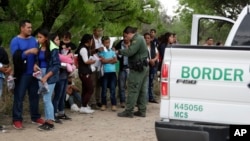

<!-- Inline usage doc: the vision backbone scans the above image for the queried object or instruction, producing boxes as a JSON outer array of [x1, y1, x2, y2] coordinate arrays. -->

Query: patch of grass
[[0, 81, 44, 119], [0, 82, 12, 114]]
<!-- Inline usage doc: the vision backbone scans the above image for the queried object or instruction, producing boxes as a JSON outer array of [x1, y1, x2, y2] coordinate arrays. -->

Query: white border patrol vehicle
[[155, 5, 250, 141]]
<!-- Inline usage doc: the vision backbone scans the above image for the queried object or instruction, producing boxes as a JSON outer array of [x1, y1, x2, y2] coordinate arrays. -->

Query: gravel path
[[0, 103, 160, 141]]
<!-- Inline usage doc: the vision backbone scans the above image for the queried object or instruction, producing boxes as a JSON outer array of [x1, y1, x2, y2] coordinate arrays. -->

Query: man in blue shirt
[[10, 20, 44, 129]]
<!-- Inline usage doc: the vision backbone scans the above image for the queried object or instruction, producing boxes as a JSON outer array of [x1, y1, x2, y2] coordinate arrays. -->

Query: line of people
[[0, 19, 172, 132], [5, 20, 76, 131]]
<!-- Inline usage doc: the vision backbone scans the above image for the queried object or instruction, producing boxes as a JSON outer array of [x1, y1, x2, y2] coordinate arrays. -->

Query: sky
[[158, 0, 179, 16]]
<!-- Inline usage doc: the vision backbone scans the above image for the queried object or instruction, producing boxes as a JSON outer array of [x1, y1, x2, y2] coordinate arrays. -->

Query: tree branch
[[93, 0, 103, 3], [108, 14, 128, 21], [33, 0, 70, 35], [56, 13, 77, 36], [0, 0, 8, 11], [137, 17, 151, 24], [103, 8, 126, 12], [103, 3, 120, 11], [0, 0, 19, 21]]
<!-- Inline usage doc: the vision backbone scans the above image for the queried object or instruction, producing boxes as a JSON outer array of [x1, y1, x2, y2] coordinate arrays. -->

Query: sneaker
[[117, 111, 133, 118], [54, 116, 63, 124], [134, 111, 146, 117], [32, 118, 45, 125], [37, 122, 54, 131], [0, 129, 8, 133], [100, 105, 106, 111], [13, 121, 23, 129], [57, 114, 71, 120], [111, 105, 117, 111], [87, 104, 91, 110], [0, 125, 6, 130], [0, 125, 8, 133], [120, 103, 125, 108], [87, 105, 95, 112], [79, 107, 95, 114], [71, 104, 80, 112]]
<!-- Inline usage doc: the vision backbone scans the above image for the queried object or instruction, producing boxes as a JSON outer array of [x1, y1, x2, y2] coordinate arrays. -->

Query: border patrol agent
[[117, 26, 149, 118]]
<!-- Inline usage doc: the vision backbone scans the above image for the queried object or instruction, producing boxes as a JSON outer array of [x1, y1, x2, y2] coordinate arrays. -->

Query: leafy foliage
[[179, 0, 248, 19], [0, 0, 161, 46]]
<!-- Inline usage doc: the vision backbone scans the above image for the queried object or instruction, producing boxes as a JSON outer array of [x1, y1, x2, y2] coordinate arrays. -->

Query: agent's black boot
[[117, 110, 133, 118]]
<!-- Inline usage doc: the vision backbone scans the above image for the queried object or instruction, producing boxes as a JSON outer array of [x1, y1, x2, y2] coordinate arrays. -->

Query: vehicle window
[[232, 14, 250, 46], [198, 19, 233, 46]]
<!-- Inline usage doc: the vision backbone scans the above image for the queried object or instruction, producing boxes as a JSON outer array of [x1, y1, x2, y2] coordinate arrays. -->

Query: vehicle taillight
[[161, 62, 169, 99], [161, 63, 168, 78], [161, 82, 168, 96]]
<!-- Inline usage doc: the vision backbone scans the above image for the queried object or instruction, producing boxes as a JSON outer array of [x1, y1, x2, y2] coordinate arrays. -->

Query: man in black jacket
[[10, 20, 43, 129], [114, 33, 130, 108]]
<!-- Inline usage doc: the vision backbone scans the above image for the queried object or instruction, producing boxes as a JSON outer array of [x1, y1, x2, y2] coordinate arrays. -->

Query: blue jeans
[[0, 78, 3, 98], [101, 72, 117, 105], [40, 68, 55, 120], [53, 78, 68, 114], [148, 67, 156, 100], [68, 91, 81, 106], [118, 69, 128, 103], [12, 74, 40, 121]]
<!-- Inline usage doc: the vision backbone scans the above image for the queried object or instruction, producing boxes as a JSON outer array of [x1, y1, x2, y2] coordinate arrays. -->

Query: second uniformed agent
[[117, 26, 149, 118]]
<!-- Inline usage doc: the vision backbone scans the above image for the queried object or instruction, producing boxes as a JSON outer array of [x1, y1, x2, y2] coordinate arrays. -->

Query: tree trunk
[[32, 0, 69, 36], [56, 14, 76, 37]]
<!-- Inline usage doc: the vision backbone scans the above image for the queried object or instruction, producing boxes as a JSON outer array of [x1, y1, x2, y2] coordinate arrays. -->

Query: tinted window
[[232, 14, 250, 46], [198, 19, 232, 46]]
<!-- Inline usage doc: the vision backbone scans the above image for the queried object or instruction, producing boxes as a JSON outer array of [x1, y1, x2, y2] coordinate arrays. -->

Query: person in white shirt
[[75, 34, 96, 114], [88, 26, 103, 109]]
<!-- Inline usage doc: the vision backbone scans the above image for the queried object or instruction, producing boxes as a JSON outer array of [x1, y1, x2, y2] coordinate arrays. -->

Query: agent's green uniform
[[119, 33, 149, 116]]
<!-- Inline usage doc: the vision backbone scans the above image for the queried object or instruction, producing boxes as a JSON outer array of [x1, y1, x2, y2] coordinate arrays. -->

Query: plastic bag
[[37, 83, 49, 95], [33, 71, 42, 79], [32, 71, 49, 95], [7, 75, 15, 92]]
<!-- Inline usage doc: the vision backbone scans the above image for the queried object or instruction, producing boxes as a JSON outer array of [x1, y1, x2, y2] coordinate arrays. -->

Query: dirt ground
[[0, 103, 160, 141]]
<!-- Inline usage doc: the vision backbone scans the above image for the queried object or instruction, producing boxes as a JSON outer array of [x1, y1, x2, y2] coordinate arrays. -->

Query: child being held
[[59, 44, 76, 73]]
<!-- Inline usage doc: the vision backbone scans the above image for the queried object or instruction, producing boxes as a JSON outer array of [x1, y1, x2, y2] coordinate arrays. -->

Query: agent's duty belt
[[129, 59, 148, 72]]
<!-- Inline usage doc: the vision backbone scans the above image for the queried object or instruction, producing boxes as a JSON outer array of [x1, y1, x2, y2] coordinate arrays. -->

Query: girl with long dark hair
[[34, 29, 60, 130], [76, 34, 96, 114]]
